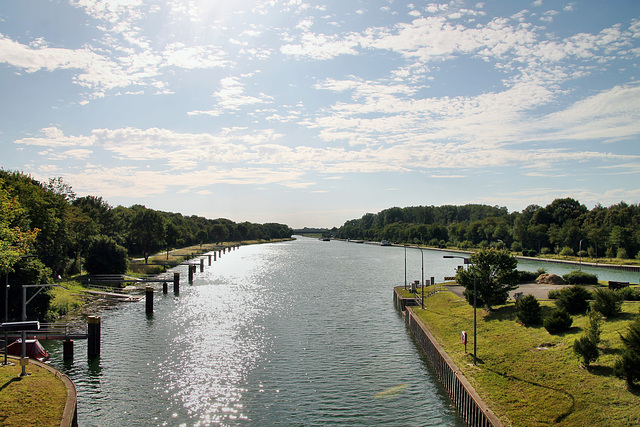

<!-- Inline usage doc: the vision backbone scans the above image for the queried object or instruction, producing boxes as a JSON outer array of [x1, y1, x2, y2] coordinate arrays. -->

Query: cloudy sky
[[1, 0, 639, 228]]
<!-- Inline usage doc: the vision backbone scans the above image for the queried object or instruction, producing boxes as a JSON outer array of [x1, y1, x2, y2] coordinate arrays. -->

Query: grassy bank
[[0, 359, 68, 427], [410, 285, 640, 426]]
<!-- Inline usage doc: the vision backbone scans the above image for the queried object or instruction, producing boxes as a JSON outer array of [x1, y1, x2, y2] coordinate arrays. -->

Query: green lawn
[[411, 286, 640, 426], [0, 360, 67, 427]]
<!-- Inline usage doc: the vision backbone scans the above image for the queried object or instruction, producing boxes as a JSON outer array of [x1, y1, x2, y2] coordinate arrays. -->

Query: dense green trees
[[336, 199, 640, 260], [0, 169, 294, 320]]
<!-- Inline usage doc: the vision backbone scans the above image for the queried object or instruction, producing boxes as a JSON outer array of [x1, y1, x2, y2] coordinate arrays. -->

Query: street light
[[579, 239, 584, 270], [443, 255, 477, 365], [419, 247, 425, 309]]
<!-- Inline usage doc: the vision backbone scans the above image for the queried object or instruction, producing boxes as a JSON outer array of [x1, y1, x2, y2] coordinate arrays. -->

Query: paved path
[[444, 283, 596, 300]]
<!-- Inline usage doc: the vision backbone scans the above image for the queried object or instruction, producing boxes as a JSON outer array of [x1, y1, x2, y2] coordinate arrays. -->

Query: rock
[[536, 273, 565, 285]]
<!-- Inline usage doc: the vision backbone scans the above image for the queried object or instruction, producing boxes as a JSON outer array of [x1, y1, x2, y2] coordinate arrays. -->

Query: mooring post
[[146, 287, 153, 314], [87, 316, 101, 358], [173, 272, 180, 295], [162, 281, 168, 294], [208, 254, 212, 266], [214, 252, 217, 261], [188, 264, 194, 282], [63, 339, 74, 360], [200, 258, 204, 273]]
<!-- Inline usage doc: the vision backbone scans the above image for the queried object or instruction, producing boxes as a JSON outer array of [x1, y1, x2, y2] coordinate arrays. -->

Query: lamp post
[[579, 239, 584, 270], [443, 255, 477, 365], [419, 247, 425, 309], [404, 246, 407, 291]]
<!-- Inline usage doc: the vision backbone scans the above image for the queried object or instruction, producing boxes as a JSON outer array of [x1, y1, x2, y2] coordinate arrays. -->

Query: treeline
[[0, 169, 292, 320], [336, 199, 640, 260]]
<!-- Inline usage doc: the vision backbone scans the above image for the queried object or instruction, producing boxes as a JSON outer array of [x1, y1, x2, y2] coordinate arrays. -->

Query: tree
[[129, 208, 166, 263], [614, 314, 640, 388], [592, 288, 623, 318], [456, 248, 520, 310], [0, 180, 39, 275], [515, 294, 542, 326], [85, 235, 128, 275]]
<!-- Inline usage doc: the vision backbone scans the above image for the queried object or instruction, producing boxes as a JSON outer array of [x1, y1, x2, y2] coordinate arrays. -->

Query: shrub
[[515, 294, 542, 326], [518, 270, 540, 283], [522, 249, 538, 257], [560, 246, 574, 256], [511, 241, 523, 253], [617, 287, 640, 301], [562, 270, 598, 285], [555, 286, 592, 314], [577, 250, 588, 258], [544, 308, 573, 333], [540, 247, 552, 255], [547, 289, 561, 300], [585, 310, 602, 345], [617, 247, 629, 259], [592, 288, 623, 318], [573, 335, 599, 367], [614, 314, 640, 388]]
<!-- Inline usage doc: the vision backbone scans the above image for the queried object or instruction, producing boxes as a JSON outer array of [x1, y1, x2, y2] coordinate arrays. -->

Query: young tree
[[614, 314, 640, 389], [515, 294, 542, 326], [456, 248, 520, 310]]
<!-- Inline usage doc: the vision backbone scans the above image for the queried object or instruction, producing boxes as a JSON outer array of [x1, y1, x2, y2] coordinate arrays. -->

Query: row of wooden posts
[[64, 245, 240, 360]]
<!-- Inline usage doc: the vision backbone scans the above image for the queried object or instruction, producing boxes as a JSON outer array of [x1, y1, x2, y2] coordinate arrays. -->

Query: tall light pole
[[420, 248, 425, 309], [444, 255, 477, 365], [579, 239, 584, 270]]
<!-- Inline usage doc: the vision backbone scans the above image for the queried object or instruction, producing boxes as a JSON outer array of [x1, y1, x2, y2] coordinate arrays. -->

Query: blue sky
[[1, 0, 639, 229]]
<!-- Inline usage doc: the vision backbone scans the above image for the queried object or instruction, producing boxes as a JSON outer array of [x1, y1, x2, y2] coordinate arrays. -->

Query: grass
[[46, 280, 86, 321], [411, 285, 640, 426], [0, 359, 68, 427]]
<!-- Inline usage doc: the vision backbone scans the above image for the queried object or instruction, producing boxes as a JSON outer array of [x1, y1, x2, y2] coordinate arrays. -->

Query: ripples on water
[[47, 238, 465, 426]]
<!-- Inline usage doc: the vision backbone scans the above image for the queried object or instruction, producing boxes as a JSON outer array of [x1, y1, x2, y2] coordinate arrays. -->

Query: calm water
[[46, 238, 467, 426]]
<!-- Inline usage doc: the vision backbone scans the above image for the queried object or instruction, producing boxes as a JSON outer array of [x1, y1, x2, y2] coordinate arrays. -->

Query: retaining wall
[[394, 287, 503, 427]]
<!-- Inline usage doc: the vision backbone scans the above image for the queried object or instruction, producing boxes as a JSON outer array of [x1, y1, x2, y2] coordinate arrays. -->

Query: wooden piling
[[146, 287, 153, 314], [87, 316, 101, 358], [173, 272, 180, 294], [63, 340, 74, 360], [208, 254, 212, 266], [200, 258, 204, 272], [188, 264, 194, 282], [162, 281, 168, 294]]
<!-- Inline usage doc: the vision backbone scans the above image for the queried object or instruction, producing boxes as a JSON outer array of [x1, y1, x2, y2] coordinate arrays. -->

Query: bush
[[617, 247, 629, 259], [592, 288, 623, 318], [614, 314, 640, 387], [560, 246, 574, 256], [522, 249, 538, 257], [555, 286, 592, 314], [540, 247, 552, 255], [544, 308, 573, 333], [511, 241, 523, 253], [85, 235, 129, 275], [573, 335, 599, 367], [518, 270, 538, 283], [563, 270, 598, 285], [547, 289, 561, 299], [617, 287, 640, 301], [515, 294, 542, 326], [585, 310, 602, 345]]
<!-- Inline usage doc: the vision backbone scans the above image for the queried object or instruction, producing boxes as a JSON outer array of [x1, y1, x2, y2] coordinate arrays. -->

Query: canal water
[[46, 237, 469, 426]]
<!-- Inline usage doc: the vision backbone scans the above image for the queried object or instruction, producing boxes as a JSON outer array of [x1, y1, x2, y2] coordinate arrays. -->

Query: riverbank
[[398, 285, 640, 426]]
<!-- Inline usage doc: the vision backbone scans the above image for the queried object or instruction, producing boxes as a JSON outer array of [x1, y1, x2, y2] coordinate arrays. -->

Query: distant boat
[[381, 240, 391, 246]]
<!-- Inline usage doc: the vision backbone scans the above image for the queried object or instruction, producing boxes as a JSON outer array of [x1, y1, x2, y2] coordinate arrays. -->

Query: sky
[[1, 0, 639, 229]]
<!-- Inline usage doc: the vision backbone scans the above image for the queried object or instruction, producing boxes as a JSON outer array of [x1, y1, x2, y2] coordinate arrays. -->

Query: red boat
[[5, 339, 50, 362]]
